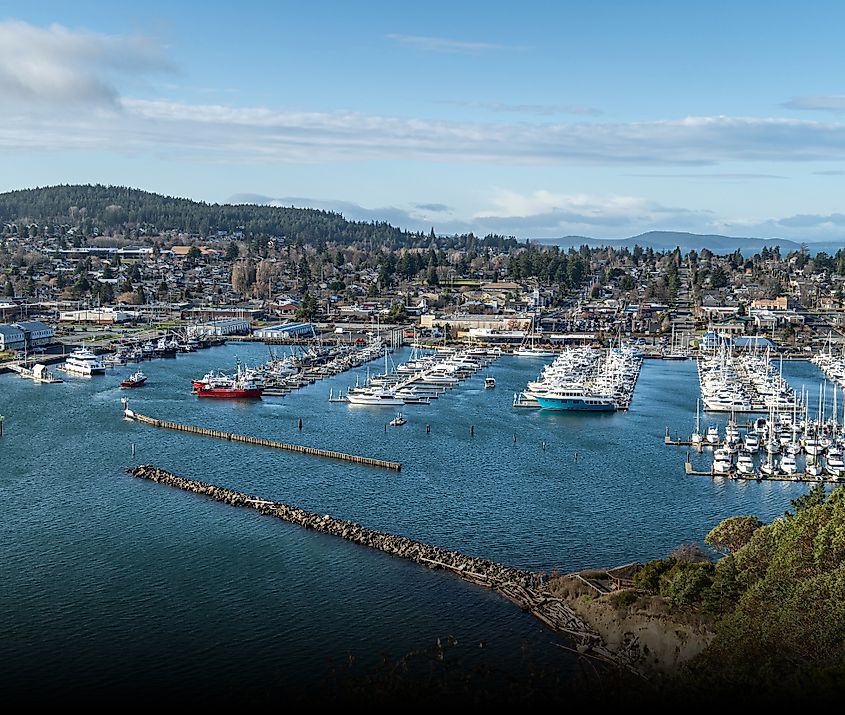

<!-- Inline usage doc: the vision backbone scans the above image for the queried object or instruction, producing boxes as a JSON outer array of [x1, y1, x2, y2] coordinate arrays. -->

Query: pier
[[122, 405, 401, 471], [683, 456, 842, 483], [128, 464, 640, 672]]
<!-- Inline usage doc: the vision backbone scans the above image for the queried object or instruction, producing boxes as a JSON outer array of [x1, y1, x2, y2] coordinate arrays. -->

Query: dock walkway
[[123, 406, 401, 471]]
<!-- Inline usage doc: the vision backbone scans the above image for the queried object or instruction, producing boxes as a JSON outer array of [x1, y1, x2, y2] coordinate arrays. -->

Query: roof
[[0, 324, 24, 336], [15, 320, 52, 331]]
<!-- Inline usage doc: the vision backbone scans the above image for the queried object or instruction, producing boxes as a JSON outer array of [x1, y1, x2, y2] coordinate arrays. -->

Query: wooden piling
[[124, 409, 401, 471]]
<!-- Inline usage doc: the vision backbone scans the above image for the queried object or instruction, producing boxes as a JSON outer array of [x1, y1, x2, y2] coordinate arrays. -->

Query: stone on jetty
[[127, 464, 641, 674]]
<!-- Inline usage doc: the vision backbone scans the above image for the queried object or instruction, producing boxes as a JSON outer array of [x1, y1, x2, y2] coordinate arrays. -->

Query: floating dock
[[122, 405, 401, 471]]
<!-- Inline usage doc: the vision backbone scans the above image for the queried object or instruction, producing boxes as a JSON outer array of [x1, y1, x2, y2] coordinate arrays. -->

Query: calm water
[[0, 345, 822, 698]]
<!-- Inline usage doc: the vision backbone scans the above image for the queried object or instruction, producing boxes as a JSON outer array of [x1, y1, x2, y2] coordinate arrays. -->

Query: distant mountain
[[534, 230, 838, 255]]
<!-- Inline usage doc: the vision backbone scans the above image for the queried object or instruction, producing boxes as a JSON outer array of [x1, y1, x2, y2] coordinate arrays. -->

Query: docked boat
[[712, 448, 734, 475], [735, 450, 756, 476], [389, 413, 407, 426], [61, 347, 106, 376], [346, 387, 405, 406], [780, 452, 798, 476], [535, 388, 617, 412], [120, 371, 147, 388], [484, 375, 496, 389], [825, 449, 845, 477], [195, 366, 263, 399]]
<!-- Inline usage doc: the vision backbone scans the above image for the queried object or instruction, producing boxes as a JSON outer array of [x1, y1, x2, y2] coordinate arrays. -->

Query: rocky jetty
[[129, 464, 641, 673]]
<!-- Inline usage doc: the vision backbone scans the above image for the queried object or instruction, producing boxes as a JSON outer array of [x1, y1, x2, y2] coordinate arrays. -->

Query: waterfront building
[[0, 324, 25, 351], [187, 319, 250, 336], [253, 323, 316, 340]]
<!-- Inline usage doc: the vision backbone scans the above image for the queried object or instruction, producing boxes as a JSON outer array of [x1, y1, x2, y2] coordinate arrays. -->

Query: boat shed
[[187, 319, 250, 336], [253, 322, 316, 340]]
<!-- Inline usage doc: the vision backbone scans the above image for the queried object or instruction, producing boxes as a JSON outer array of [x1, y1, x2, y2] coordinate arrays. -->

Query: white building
[[59, 308, 130, 324], [187, 319, 250, 336]]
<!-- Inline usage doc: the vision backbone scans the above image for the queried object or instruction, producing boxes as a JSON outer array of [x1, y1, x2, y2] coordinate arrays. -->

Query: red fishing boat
[[120, 371, 147, 388]]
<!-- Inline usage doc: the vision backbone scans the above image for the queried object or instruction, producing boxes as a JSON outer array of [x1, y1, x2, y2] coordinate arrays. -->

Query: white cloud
[[386, 34, 504, 53], [8, 97, 845, 170], [0, 19, 170, 106], [439, 100, 602, 116]]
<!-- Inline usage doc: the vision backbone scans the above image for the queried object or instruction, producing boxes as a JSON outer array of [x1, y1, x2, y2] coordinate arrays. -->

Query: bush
[[633, 559, 677, 593], [660, 562, 715, 607], [609, 590, 640, 611]]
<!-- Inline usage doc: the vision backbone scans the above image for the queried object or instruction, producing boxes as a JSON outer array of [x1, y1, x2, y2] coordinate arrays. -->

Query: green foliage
[[660, 562, 715, 607], [685, 485, 845, 696], [788, 483, 827, 516], [0, 184, 519, 252], [705, 515, 763, 554], [633, 559, 676, 592]]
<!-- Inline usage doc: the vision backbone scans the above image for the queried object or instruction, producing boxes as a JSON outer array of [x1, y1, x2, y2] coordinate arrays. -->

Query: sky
[[3, 0, 845, 241]]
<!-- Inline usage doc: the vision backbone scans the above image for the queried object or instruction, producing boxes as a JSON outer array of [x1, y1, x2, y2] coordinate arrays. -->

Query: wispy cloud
[[813, 169, 845, 175], [0, 19, 171, 107], [11, 100, 845, 168], [783, 95, 845, 112], [414, 203, 451, 212], [440, 100, 601, 116], [626, 172, 786, 180], [386, 33, 504, 53]]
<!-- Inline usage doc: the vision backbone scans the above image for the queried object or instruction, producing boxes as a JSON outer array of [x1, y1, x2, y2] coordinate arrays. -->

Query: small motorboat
[[389, 413, 407, 426], [484, 375, 496, 389], [120, 370, 148, 388]]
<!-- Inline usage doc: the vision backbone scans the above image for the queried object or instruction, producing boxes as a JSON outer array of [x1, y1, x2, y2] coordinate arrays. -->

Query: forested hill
[[0, 184, 519, 250]]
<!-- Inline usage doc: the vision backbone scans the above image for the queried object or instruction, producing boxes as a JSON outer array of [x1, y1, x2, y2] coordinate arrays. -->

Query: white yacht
[[825, 449, 845, 477], [706, 424, 720, 445], [62, 347, 106, 376], [712, 448, 734, 475], [743, 432, 760, 454], [736, 450, 756, 477], [780, 452, 798, 476], [346, 387, 405, 406]]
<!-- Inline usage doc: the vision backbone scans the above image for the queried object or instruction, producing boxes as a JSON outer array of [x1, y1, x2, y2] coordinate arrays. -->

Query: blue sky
[[3, 1, 845, 240]]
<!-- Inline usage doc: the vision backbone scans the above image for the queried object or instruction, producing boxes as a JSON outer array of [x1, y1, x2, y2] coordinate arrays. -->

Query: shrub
[[633, 559, 677, 593]]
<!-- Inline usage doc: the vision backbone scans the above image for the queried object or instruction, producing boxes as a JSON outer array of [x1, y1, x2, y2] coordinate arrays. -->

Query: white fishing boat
[[484, 375, 496, 389], [389, 413, 407, 426]]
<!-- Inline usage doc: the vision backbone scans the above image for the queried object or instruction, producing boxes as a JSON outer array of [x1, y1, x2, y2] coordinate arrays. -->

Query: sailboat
[[691, 399, 703, 446], [514, 315, 555, 357]]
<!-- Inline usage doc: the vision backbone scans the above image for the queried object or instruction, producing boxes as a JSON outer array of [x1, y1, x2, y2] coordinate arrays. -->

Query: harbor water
[[0, 344, 822, 698]]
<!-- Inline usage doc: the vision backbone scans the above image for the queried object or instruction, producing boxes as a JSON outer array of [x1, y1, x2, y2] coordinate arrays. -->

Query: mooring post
[[298, 417, 303, 431]]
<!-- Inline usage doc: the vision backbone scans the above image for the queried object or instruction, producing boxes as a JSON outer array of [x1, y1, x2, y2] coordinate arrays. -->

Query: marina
[[0, 342, 832, 697], [697, 342, 800, 413], [513, 344, 643, 411]]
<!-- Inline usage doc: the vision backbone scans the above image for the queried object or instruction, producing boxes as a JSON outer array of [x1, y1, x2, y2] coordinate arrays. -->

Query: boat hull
[[197, 388, 263, 399], [535, 395, 616, 411], [120, 379, 147, 388]]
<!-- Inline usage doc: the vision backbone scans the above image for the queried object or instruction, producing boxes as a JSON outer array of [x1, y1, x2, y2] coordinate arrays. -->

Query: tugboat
[[120, 370, 148, 388]]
